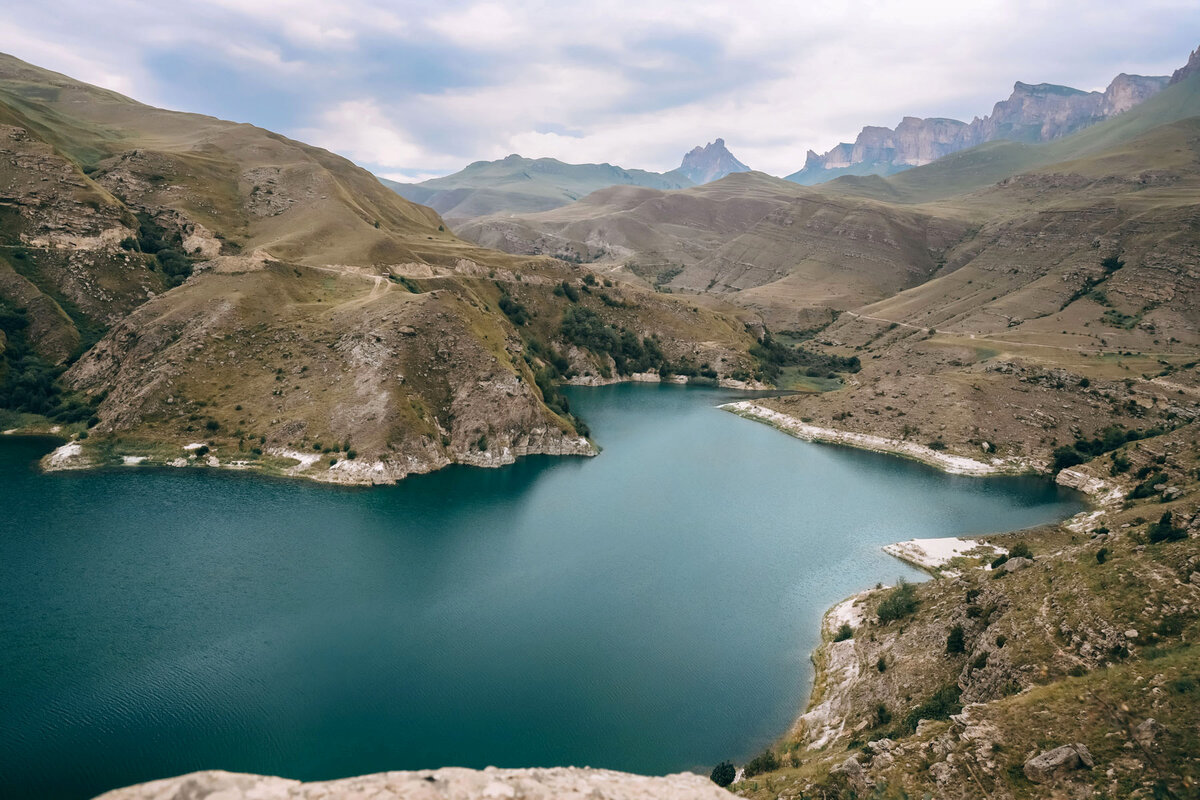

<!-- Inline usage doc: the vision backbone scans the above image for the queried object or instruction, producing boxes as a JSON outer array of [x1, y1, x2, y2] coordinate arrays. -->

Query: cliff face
[[788, 70, 1171, 184], [1170, 46, 1200, 84], [677, 138, 752, 184]]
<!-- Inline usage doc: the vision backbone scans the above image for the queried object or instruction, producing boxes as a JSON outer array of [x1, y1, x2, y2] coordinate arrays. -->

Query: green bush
[[1008, 542, 1032, 559], [498, 294, 529, 326], [833, 623, 853, 642], [742, 748, 779, 778], [877, 581, 919, 623], [1147, 512, 1186, 543], [946, 624, 966, 654], [709, 761, 735, 787], [902, 684, 962, 733]]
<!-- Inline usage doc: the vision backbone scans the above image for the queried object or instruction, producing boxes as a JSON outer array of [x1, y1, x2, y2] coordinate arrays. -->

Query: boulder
[[1001, 556, 1034, 573], [1134, 718, 1164, 748], [1023, 743, 1095, 783]]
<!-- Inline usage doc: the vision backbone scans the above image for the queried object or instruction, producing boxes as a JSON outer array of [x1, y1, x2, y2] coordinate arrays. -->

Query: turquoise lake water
[[0, 384, 1085, 799]]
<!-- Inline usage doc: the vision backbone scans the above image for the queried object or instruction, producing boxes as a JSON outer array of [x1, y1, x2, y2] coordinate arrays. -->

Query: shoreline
[[31, 433, 598, 486], [719, 400, 1037, 476], [719, 399, 1124, 772]]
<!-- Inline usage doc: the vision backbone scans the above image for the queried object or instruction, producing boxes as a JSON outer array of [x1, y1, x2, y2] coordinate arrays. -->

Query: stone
[[928, 760, 954, 784], [1124, 629, 1139, 640], [1001, 556, 1034, 573], [92, 768, 735, 800], [1134, 718, 1164, 748], [1023, 743, 1095, 783]]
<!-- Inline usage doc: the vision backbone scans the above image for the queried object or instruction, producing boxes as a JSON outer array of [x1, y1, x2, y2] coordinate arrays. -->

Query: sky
[[1, 1, 1197, 181]]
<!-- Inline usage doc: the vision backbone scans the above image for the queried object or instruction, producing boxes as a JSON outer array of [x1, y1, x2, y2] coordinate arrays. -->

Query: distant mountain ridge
[[787, 71, 1169, 185], [382, 139, 752, 224], [676, 138, 752, 184], [382, 154, 695, 223]]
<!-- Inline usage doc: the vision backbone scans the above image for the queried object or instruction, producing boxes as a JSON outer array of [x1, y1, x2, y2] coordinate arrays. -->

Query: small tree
[[946, 624, 966, 654], [710, 761, 735, 787], [1008, 542, 1033, 560], [877, 581, 919, 622], [833, 623, 853, 642]]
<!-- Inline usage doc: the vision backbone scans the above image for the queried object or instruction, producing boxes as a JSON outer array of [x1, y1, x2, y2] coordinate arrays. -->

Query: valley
[[0, 31, 1198, 800]]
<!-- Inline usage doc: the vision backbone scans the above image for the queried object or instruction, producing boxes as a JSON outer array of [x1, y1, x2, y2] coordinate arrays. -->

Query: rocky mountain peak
[[1170, 46, 1200, 85], [678, 138, 751, 184]]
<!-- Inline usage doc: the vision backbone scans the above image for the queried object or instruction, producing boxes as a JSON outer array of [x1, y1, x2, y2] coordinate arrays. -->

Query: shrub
[[875, 703, 892, 726], [346, 449, 357, 459], [877, 581, 919, 623], [995, 635, 1007, 648], [946, 624, 966, 654], [1147, 512, 1186, 543], [205, 419, 220, 431], [709, 761, 735, 787], [928, 439, 947, 451], [833, 623, 853, 642], [902, 684, 962, 733], [1130, 472, 1169, 500], [476, 434, 488, 452], [1096, 547, 1108, 564], [877, 656, 887, 672], [1008, 542, 1032, 559], [498, 294, 529, 326], [743, 749, 779, 778]]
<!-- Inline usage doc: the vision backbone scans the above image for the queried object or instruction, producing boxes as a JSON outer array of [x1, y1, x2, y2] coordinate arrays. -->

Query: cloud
[[0, 0, 1197, 177], [297, 99, 466, 173]]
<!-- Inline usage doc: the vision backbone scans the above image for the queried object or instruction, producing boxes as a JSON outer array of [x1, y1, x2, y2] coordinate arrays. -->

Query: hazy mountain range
[[383, 138, 750, 223]]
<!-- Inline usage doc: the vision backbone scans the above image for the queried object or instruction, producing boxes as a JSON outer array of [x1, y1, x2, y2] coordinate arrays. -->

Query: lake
[[0, 384, 1085, 799]]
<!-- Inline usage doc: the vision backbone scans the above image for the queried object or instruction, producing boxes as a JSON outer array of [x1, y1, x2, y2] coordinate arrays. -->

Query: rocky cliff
[[788, 71, 1170, 185], [93, 767, 733, 800], [676, 138, 752, 184]]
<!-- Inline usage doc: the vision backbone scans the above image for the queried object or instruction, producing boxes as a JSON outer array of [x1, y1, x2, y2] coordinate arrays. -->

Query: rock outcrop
[[1022, 743, 1094, 783], [788, 70, 1170, 184], [92, 768, 733, 800], [1169, 47, 1200, 85], [676, 138, 751, 185]]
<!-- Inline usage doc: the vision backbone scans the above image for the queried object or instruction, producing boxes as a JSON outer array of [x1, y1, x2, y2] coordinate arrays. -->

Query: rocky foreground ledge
[[93, 767, 732, 800]]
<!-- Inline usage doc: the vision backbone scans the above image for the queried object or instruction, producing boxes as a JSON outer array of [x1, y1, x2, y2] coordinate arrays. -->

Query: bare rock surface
[[92, 768, 732, 800]]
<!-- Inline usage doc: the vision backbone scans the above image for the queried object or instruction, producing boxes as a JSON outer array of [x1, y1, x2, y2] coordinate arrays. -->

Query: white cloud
[[426, 3, 526, 50], [0, 0, 1196, 177], [298, 99, 466, 172]]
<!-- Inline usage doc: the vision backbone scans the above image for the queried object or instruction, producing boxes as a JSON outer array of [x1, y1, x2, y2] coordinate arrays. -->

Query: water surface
[[0, 384, 1084, 799]]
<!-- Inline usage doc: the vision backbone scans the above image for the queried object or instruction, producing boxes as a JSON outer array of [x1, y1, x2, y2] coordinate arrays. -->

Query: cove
[[0, 384, 1085, 800]]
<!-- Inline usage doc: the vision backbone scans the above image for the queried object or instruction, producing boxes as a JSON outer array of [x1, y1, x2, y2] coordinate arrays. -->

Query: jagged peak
[[1169, 45, 1200, 85], [677, 138, 751, 185]]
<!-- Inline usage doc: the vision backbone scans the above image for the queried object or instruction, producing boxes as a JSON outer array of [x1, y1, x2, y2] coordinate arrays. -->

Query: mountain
[[456, 171, 971, 330], [788, 72, 1169, 185], [676, 137, 751, 184], [0, 52, 762, 484], [381, 154, 694, 224]]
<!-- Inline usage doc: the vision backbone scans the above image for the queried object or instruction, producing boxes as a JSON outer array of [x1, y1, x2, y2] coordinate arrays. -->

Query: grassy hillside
[[729, 424, 1200, 799], [0, 52, 762, 481]]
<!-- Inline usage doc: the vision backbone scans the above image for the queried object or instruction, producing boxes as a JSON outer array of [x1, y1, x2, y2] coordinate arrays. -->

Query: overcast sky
[[2, 1, 1197, 180]]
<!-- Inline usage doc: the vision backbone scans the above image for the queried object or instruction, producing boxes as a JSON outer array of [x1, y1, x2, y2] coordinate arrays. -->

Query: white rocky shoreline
[[719, 400, 1034, 476]]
